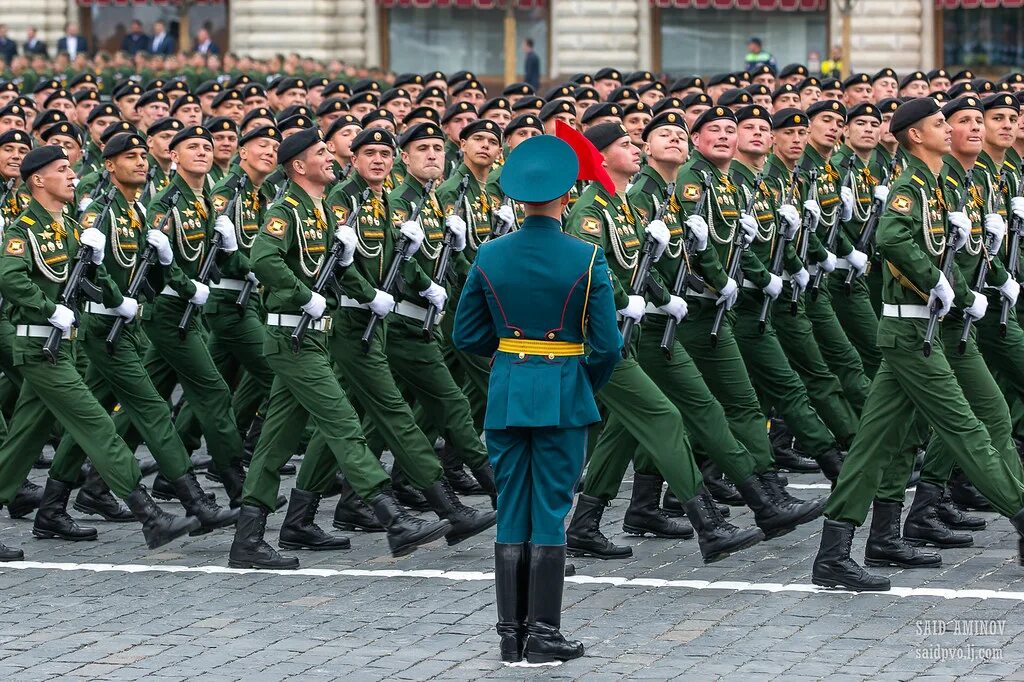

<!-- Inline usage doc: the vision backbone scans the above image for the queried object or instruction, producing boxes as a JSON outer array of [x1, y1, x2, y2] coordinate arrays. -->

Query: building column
[[829, 0, 925, 73], [229, 0, 367, 63], [550, 0, 641, 78]]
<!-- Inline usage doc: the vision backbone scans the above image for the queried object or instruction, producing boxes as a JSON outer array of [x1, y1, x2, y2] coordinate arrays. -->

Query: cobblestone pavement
[[2, 453, 1024, 681]]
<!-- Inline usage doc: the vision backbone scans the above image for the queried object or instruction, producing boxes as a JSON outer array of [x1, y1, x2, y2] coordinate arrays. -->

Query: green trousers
[[824, 316, 1024, 525], [585, 315, 758, 500], [803, 282, 872, 411], [0, 336, 140, 503], [242, 326, 389, 509], [827, 272, 882, 378], [977, 294, 1024, 439]]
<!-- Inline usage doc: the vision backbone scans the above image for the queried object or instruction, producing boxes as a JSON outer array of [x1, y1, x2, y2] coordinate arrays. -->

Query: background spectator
[[121, 19, 149, 56], [57, 23, 90, 59], [150, 20, 176, 55], [523, 37, 540, 90], [23, 26, 47, 58], [0, 25, 17, 64]]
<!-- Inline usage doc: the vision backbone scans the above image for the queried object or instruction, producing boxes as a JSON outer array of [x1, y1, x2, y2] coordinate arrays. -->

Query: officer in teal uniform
[[453, 135, 621, 665]]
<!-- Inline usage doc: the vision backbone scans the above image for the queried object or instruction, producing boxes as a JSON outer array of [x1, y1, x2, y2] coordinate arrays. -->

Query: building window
[[942, 8, 1024, 69]]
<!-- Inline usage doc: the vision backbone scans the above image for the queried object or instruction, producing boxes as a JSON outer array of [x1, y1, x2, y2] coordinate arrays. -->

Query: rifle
[[106, 187, 182, 354], [660, 173, 712, 359], [421, 176, 465, 338], [842, 153, 900, 295], [618, 181, 676, 358], [1000, 170, 1024, 337], [491, 196, 515, 237], [924, 169, 974, 357], [790, 169, 819, 315], [758, 168, 800, 333], [177, 174, 247, 338], [43, 186, 116, 363], [809, 156, 856, 300], [710, 171, 763, 347], [290, 188, 371, 352], [959, 175, 1004, 354], [238, 181, 286, 312]]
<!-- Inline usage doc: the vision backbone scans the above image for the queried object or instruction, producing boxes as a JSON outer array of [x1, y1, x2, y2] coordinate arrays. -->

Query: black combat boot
[[682, 489, 764, 563], [949, 469, 992, 511], [217, 458, 247, 507], [392, 466, 431, 511], [7, 479, 42, 519], [904, 481, 973, 548], [469, 463, 498, 510], [333, 478, 385, 532], [190, 451, 213, 471], [864, 500, 941, 568], [817, 447, 846, 485], [151, 472, 177, 501], [228, 504, 299, 569], [770, 422, 821, 473], [566, 494, 632, 559], [0, 537, 23, 561], [422, 478, 497, 545], [279, 489, 351, 550], [136, 455, 159, 477], [664, 488, 730, 518], [439, 442, 484, 495], [34, 451, 53, 469], [936, 486, 985, 531], [1010, 509, 1024, 566], [124, 485, 201, 549], [369, 491, 451, 557], [32, 478, 98, 541], [495, 542, 528, 662], [702, 462, 744, 506], [73, 467, 134, 522], [171, 470, 239, 535], [622, 474, 693, 539], [735, 474, 823, 540], [524, 544, 584, 664], [812, 519, 891, 591]]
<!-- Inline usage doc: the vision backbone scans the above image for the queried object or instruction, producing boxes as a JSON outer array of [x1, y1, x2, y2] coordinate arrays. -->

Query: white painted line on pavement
[[2, 560, 1023, 602]]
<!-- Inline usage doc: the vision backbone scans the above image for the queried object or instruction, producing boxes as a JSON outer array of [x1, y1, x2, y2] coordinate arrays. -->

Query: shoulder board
[[399, 186, 418, 202], [19, 216, 35, 226], [1004, 160, 1017, 171], [974, 160, 987, 169], [910, 173, 927, 187], [284, 196, 300, 206], [638, 176, 658, 195], [945, 175, 959, 188], [593, 195, 608, 207]]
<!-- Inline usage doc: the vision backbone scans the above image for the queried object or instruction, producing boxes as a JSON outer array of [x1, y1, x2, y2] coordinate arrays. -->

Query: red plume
[[555, 119, 615, 195]]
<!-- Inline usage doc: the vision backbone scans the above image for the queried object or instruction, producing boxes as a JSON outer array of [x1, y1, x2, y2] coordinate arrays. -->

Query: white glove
[[928, 272, 954, 317], [1012, 196, 1024, 221], [820, 251, 837, 273], [846, 248, 869, 276], [214, 215, 238, 253], [803, 199, 822, 224], [245, 271, 259, 285], [494, 203, 515, 229], [445, 215, 467, 252], [48, 304, 75, 332], [645, 219, 671, 261], [79, 227, 105, 265], [777, 204, 800, 240], [738, 213, 758, 246], [791, 267, 810, 292], [717, 277, 739, 310], [369, 289, 395, 318], [984, 213, 1006, 247], [965, 291, 988, 320], [77, 197, 91, 213], [419, 282, 447, 311], [301, 291, 326, 320], [72, 178, 79, 188], [685, 215, 709, 252], [400, 221, 425, 259], [840, 186, 855, 221], [617, 294, 645, 322], [948, 211, 972, 251], [189, 280, 209, 306], [146, 229, 173, 265], [1000, 278, 1020, 307], [334, 224, 357, 267], [873, 185, 889, 203], [658, 295, 688, 323], [114, 296, 138, 321], [762, 273, 783, 300]]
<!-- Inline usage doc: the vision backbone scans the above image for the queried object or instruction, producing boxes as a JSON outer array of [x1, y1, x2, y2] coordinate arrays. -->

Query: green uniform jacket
[[730, 160, 780, 289], [435, 163, 497, 275], [147, 173, 215, 299], [975, 150, 1022, 277], [762, 154, 807, 276], [800, 143, 849, 262], [1, 181, 31, 225], [210, 166, 274, 280], [831, 145, 877, 256]]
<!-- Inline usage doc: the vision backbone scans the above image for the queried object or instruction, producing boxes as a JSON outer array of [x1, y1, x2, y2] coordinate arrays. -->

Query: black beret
[[86, 103, 120, 125], [691, 105, 738, 133], [984, 92, 1021, 113], [594, 68, 622, 82], [143, 78, 166, 92], [278, 105, 312, 121], [624, 71, 655, 86], [459, 118, 501, 142], [771, 108, 808, 130], [581, 102, 623, 124], [543, 83, 575, 101], [749, 63, 776, 78], [941, 95, 984, 120], [136, 90, 168, 108], [393, 73, 424, 89], [642, 111, 687, 141], [0, 102, 27, 120], [707, 73, 740, 88], [441, 102, 477, 124], [447, 70, 475, 86], [970, 78, 995, 94], [899, 71, 928, 89], [206, 116, 238, 135], [570, 73, 594, 85], [927, 69, 950, 82], [877, 98, 902, 114], [317, 97, 349, 117], [398, 122, 445, 148], [41, 121, 82, 146], [361, 109, 396, 129], [405, 106, 440, 124], [102, 132, 147, 159], [351, 78, 381, 95], [796, 77, 821, 92], [0, 129, 31, 147], [622, 101, 652, 118], [68, 72, 97, 89], [681, 92, 713, 109], [583, 122, 628, 151], [608, 86, 639, 103], [147, 117, 184, 137], [421, 70, 446, 83], [277, 126, 325, 166], [734, 104, 772, 126], [32, 109, 68, 132], [325, 114, 361, 141], [651, 97, 684, 115], [241, 84, 267, 100], [73, 90, 100, 104], [890, 98, 941, 135], [307, 76, 330, 90], [503, 82, 535, 97], [238, 125, 281, 147], [670, 76, 705, 92], [227, 74, 252, 89], [716, 89, 751, 107], [162, 79, 189, 94], [43, 89, 73, 107], [872, 68, 897, 83], [847, 102, 881, 121], [169, 93, 201, 115], [379, 87, 411, 106], [806, 99, 847, 120], [1015, 91, 1024, 106], [32, 78, 60, 94], [20, 144, 66, 180], [323, 80, 351, 99], [638, 82, 665, 97], [113, 83, 142, 100], [277, 115, 315, 132], [211, 89, 242, 108], [821, 78, 843, 92], [452, 80, 486, 97], [951, 70, 975, 82], [0, 81, 17, 94], [744, 84, 771, 98], [778, 64, 808, 79], [479, 97, 512, 116], [350, 127, 396, 152], [415, 86, 446, 103], [931, 91, 950, 104], [100, 121, 137, 144], [842, 73, 872, 90], [170, 125, 213, 150], [511, 96, 545, 112], [275, 77, 307, 95], [504, 113, 544, 137], [241, 107, 275, 129], [999, 73, 1024, 87], [948, 82, 977, 99], [539, 99, 575, 122], [194, 80, 223, 97], [771, 84, 799, 101], [347, 92, 380, 107]]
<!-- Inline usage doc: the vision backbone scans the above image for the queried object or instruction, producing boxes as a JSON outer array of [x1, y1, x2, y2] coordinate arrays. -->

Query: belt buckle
[[322, 316, 333, 333], [69, 327, 78, 341], [135, 304, 143, 320]]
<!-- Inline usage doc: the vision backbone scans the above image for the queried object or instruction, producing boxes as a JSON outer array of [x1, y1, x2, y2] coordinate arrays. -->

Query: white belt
[[644, 302, 666, 316], [339, 295, 369, 310], [265, 312, 331, 332], [686, 287, 716, 300], [86, 302, 119, 316], [15, 324, 70, 339], [882, 303, 931, 319], [210, 278, 245, 291], [160, 285, 180, 298], [833, 258, 851, 271], [741, 279, 758, 289], [780, 272, 792, 282], [394, 300, 433, 322]]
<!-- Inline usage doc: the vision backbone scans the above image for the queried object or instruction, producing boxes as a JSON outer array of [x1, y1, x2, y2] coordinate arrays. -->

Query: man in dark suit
[[23, 27, 48, 58], [194, 28, 218, 56], [149, 21, 175, 55], [56, 23, 89, 60], [0, 25, 17, 65], [120, 20, 149, 56]]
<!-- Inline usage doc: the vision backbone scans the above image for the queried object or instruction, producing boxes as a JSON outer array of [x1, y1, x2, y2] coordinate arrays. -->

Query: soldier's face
[[327, 125, 360, 161], [454, 90, 486, 108], [107, 148, 149, 188], [752, 95, 773, 112], [47, 135, 82, 166], [173, 104, 203, 126], [443, 113, 476, 141], [872, 77, 898, 101], [912, 113, 952, 156], [808, 112, 844, 149], [799, 88, 821, 109], [32, 158, 76, 203], [350, 102, 376, 118], [239, 137, 279, 176], [216, 100, 245, 124], [845, 116, 880, 153], [984, 108, 1018, 150], [507, 127, 540, 150], [930, 77, 952, 92], [405, 84, 424, 100], [120, 95, 141, 123], [0, 115, 25, 132], [594, 79, 619, 100], [640, 90, 661, 107], [1016, 111, 1024, 144], [200, 92, 218, 114], [75, 100, 98, 124], [49, 98, 75, 122], [353, 145, 394, 185], [420, 97, 446, 115], [401, 139, 444, 181], [242, 117, 274, 134], [582, 116, 618, 131], [645, 125, 687, 166], [623, 113, 651, 145], [307, 86, 325, 108], [683, 105, 709, 132], [948, 111, 983, 156], [775, 93, 800, 109], [384, 98, 412, 124], [140, 102, 169, 127], [148, 131, 175, 162], [737, 119, 771, 157], [294, 142, 336, 185], [460, 132, 500, 168], [603, 136, 641, 175], [773, 126, 808, 165], [880, 113, 896, 145], [244, 96, 269, 111], [171, 139, 214, 175], [279, 89, 307, 108], [483, 109, 511, 128], [843, 84, 873, 106], [821, 89, 843, 101], [708, 84, 733, 103], [0, 91, 15, 108], [695, 121, 737, 165], [753, 74, 775, 90], [900, 81, 929, 99], [212, 132, 238, 164], [0, 143, 28, 179]]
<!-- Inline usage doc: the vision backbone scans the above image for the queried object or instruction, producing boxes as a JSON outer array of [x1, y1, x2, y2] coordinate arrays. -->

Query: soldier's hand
[[984, 213, 1006, 246], [189, 280, 210, 306], [762, 273, 783, 300], [1012, 196, 1024, 221], [246, 271, 259, 285], [79, 227, 106, 265], [948, 211, 972, 251], [334, 224, 357, 267], [77, 197, 91, 213], [400, 221, 425, 259], [738, 213, 758, 246], [146, 229, 173, 265], [847, 248, 869, 276], [965, 291, 989, 320], [214, 215, 238, 253], [644, 219, 670, 261], [658, 295, 687, 324], [114, 296, 138, 321], [369, 289, 395, 318], [791, 267, 810, 292], [819, 251, 837, 273], [48, 304, 75, 332], [873, 185, 889, 203], [928, 272, 954, 317], [617, 295, 646, 322], [840, 186, 855, 221], [717, 277, 739, 310], [684, 215, 709, 252], [494, 204, 515, 229], [301, 291, 327, 320], [445, 215, 467, 252], [777, 204, 800, 240], [419, 282, 448, 311], [1001, 278, 1021, 307], [802, 199, 821, 223]]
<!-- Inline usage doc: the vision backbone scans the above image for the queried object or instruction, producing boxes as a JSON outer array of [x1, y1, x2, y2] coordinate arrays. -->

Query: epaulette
[[593, 195, 608, 207], [910, 172, 927, 187], [944, 175, 958, 188], [19, 215, 34, 225], [974, 160, 988, 170], [284, 196, 299, 206], [1003, 159, 1017, 171], [637, 175, 658, 196]]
